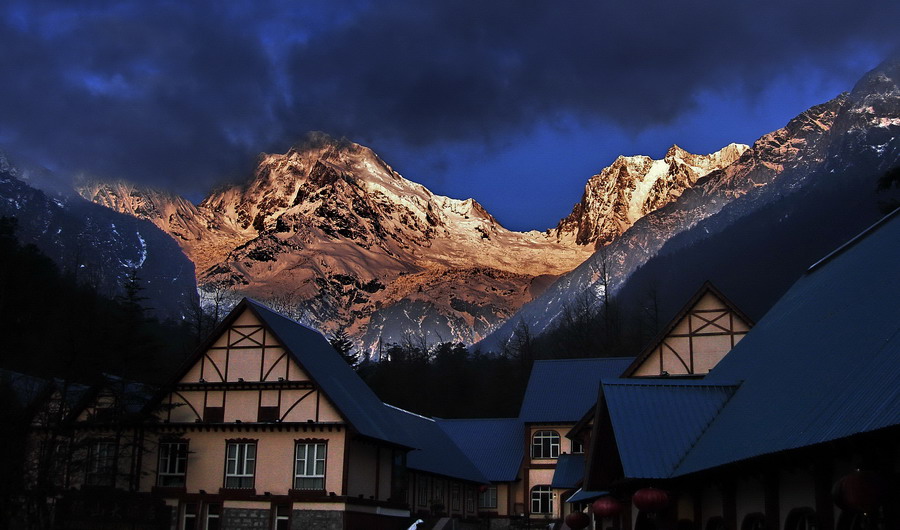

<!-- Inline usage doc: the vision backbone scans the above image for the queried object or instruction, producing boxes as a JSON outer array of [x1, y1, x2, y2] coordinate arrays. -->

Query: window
[[479, 485, 498, 509], [272, 504, 291, 530], [182, 502, 198, 530], [157, 441, 188, 487], [451, 484, 460, 511], [205, 503, 221, 530], [531, 431, 560, 459], [258, 406, 279, 422], [531, 485, 553, 514], [571, 438, 584, 454], [225, 441, 256, 489], [86, 440, 116, 486], [293, 442, 326, 490], [465, 489, 475, 514], [204, 406, 224, 423]]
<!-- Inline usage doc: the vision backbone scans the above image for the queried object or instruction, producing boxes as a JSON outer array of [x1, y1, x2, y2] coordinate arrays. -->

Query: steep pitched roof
[[384, 405, 487, 484], [158, 298, 411, 448], [672, 209, 900, 476], [244, 299, 411, 448], [519, 358, 633, 423], [602, 379, 739, 479], [620, 282, 753, 378], [551, 453, 585, 489], [435, 418, 524, 482]]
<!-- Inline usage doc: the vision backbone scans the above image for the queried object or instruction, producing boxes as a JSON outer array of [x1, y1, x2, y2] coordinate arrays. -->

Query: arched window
[[785, 508, 817, 530], [741, 513, 768, 530], [531, 485, 553, 514], [531, 430, 560, 459]]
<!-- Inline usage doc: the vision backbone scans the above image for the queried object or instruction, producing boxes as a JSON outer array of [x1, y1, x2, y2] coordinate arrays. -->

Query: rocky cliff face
[[555, 143, 747, 246], [81, 132, 745, 351], [480, 58, 900, 352]]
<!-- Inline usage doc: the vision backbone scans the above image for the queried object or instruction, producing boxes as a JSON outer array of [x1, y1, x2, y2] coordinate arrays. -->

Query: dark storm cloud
[[0, 1, 278, 191], [1, 0, 898, 193], [284, 0, 900, 147]]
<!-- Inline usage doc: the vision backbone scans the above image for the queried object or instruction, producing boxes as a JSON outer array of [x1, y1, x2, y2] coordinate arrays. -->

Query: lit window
[[225, 441, 256, 489], [531, 431, 560, 459], [293, 442, 326, 490], [531, 485, 553, 514], [479, 485, 498, 509], [157, 441, 188, 487]]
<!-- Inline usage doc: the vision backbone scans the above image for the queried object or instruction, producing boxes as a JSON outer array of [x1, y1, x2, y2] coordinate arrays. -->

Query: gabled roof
[[551, 453, 585, 489], [435, 418, 524, 482], [519, 358, 633, 423], [384, 405, 487, 484], [158, 298, 411, 448], [620, 281, 753, 378], [245, 299, 412, 448], [672, 208, 900, 476], [602, 379, 739, 479]]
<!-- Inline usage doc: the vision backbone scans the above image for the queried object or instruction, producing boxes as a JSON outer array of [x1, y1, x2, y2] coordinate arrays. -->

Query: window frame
[[531, 430, 561, 459], [157, 440, 189, 487], [271, 503, 291, 530], [204, 503, 221, 530], [224, 439, 257, 490], [86, 439, 117, 486], [293, 440, 327, 491], [531, 485, 553, 514], [479, 485, 498, 509]]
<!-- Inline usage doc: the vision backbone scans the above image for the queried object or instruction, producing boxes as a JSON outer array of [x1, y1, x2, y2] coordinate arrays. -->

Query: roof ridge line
[[806, 206, 900, 274], [384, 402, 435, 422]]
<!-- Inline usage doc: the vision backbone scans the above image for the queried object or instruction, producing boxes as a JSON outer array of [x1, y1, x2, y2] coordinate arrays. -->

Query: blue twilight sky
[[1, 1, 899, 231]]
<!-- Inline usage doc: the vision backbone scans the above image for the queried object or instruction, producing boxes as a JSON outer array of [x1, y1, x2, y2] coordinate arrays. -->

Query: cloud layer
[[1, 0, 898, 194]]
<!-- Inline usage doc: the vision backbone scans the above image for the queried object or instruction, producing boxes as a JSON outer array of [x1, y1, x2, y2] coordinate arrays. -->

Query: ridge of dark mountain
[[479, 57, 900, 353], [0, 156, 197, 318]]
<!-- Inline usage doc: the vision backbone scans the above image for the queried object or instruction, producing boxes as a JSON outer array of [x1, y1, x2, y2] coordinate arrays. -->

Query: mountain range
[[4, 58, 899, 354], [75, 134, 743, 352]]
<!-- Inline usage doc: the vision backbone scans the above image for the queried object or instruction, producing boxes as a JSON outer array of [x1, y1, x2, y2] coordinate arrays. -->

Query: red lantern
[[633, 487, 669, 512], [477, 484, 489, 493], [565, 511, 590, 530], [832, 470, 887, 514], [592, 496, 623, 518]]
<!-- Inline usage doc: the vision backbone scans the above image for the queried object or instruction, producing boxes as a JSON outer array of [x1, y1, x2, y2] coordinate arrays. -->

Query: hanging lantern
[[633, 487, 669, 512], [832, 470, 887, 514], [565, 511, 590, 530], [591, 496, 623, 518], [477, 484, 489, 493]]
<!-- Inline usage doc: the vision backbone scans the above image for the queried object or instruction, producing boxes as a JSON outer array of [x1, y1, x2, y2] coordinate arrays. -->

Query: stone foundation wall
[[222, 508, 270, 529], [291, 509, 343, 530]]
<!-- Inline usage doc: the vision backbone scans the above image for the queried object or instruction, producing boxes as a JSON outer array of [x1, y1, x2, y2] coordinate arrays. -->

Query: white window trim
[[225, 441, 256, 489], [531, 430, 561, 459], [293, 442, 326, 490]]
